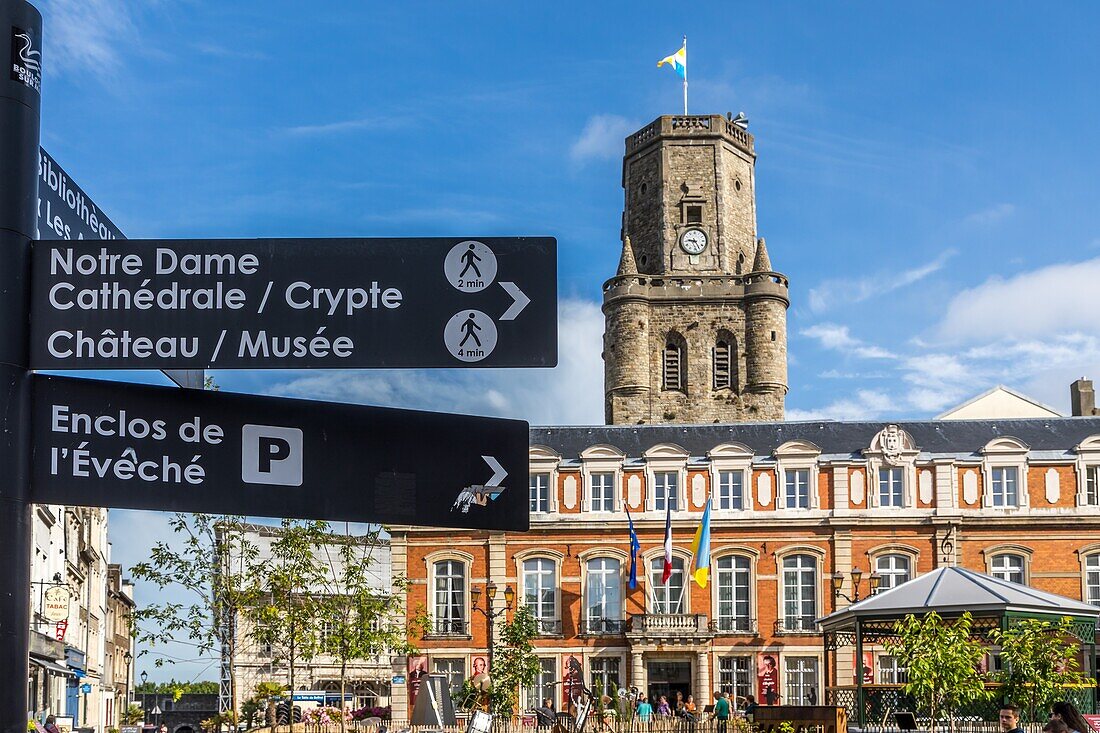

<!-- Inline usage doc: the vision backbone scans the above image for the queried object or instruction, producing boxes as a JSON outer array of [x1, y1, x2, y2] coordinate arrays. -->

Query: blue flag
[[626, 506, 641, 589]]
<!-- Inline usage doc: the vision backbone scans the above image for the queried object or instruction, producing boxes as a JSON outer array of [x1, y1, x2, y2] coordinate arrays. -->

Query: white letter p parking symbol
[[242, 425, 303, 486]]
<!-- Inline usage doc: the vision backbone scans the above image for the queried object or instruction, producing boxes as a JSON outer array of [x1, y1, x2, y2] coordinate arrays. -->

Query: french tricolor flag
[[662, 495, 673, 584]]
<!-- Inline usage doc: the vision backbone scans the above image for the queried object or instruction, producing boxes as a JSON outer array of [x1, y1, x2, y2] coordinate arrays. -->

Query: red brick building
[[391, 418, 1100, 718]]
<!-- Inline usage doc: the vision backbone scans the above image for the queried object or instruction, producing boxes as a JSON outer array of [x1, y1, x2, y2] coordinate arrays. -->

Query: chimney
[[1071, 378, 1096, 416]]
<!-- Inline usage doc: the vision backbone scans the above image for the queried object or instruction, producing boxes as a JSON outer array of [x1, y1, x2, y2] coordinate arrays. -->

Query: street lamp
[[124, 652, 133, 705], [470, 581, 515, 670], [140, 671, 148, 723], [832, 568, 880, 603]]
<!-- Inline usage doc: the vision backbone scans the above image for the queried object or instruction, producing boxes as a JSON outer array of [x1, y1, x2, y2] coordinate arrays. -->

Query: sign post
[[0, 2, 40, 732]]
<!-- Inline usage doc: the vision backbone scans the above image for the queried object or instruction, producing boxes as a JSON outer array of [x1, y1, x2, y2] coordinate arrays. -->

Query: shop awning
[[30, 655, 75, 677]]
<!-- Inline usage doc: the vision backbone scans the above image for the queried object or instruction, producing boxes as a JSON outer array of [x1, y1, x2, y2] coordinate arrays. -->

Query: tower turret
[[602, 115, 789, 424]]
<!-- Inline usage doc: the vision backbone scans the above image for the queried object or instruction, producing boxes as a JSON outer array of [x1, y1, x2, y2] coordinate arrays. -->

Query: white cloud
[[807, 249, 955, 314], [801, 323, 896, 360], [787, 390, 895, 422], [963, 202, 1015, 226], [41, 0, 136, 78], [794, 257, 1100, 419], [570, 115, 637, 164], [280, 117, 402, 137], [268, 298, 605, 425], [937, 257, 1100, 342]]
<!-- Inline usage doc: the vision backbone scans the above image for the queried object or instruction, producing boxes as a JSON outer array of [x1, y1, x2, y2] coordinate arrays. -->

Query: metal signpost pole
[[0, 2, 39, 732]]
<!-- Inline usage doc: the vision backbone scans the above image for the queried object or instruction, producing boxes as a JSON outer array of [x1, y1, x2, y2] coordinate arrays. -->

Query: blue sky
[[38, 0, 1100, 681]]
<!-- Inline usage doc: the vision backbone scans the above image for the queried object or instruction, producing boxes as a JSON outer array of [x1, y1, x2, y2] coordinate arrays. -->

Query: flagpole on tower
[[682, 35, 688, 115]]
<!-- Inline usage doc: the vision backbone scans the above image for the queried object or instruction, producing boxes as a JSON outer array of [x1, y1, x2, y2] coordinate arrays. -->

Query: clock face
[[680, 228, 708, 255]]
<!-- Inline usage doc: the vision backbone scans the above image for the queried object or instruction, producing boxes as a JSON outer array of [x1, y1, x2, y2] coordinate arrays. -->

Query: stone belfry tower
[[602, 115, 789, 424]]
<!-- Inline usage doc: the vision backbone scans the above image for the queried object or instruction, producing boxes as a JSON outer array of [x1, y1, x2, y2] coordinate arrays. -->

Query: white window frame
[[584, 556, 623, 624], [777, 548, 822, 633], [579, 445, 625, 513], [529, 445, 560, 514], [643, 444, 689, 514], [980, 437, 1030, 510], [1083, 552, 1100, 607], [529, 473, 551, 514], [774, 440, 822, 511], [589, 656, 622, 694], [990, 466, 1020, 508], [524, 657, 557, 710], [1074, 436, 1100, 507], [783, 469, 811, 510], [862, 425, 919, 509], [989, 552, 1027, 585], [717, 655, 753, 701], [646, 551, 689, 615], [714, 554, 754, 632], [430, 557, 469, 634], [783, 656, 820, 705], [708, 442, 754, 513], [875, 553, 912, 591], [877, 467, 905, 508], [522, 557, 558, 621]]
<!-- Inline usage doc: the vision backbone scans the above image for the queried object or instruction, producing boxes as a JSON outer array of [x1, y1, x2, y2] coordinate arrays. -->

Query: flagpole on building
[[682, 35, 688, 115]]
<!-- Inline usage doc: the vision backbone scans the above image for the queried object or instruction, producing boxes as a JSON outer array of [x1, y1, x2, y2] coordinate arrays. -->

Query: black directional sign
[[30, 236, 557, 369], [32, 374, 530, 531]]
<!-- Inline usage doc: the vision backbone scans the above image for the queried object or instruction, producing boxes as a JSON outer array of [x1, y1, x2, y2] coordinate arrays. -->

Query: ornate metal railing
[[709, 616, 758, 634], [423, 618, 469, 637], [774, 617, 819, 635], [580, 618, 626, 635], [533, 618, 562, 635]]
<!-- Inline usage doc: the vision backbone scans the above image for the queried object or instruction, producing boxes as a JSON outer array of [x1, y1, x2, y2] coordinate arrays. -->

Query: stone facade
[[603, 115, 788, 425]]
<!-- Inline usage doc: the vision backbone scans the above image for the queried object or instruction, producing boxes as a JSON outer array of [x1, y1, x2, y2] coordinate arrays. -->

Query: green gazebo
[[818, 567, 1100, 726]]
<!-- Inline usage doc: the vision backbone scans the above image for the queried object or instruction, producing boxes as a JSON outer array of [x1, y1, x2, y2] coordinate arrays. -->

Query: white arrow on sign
[[482, 454, 507, 487], [151, 706, 162, 716], [451, 456, 509, 513], [499, 282, 530, 321]]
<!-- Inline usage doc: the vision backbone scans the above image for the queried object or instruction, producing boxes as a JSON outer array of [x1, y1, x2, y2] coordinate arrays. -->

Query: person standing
[[637, 696, 653, 723], [742, 694, 758, 718], [43, 716, 60, 733], [1051, 701, 1091, 733], [714, 691, 730, 733], [1000, 705, 1025, 733]]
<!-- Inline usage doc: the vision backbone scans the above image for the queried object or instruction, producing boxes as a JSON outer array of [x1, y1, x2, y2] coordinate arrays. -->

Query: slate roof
[[818, 566, 1100, 629], [529, 417, 1100, 461]]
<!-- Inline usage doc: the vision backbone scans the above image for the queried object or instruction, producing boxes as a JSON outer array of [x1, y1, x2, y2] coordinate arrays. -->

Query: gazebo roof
[[819, 566, 1100, 631]]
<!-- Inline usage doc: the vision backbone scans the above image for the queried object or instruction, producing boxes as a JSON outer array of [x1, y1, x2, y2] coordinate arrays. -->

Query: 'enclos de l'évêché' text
[[44, 246, 404, 362], [48, 404, 227, 485]]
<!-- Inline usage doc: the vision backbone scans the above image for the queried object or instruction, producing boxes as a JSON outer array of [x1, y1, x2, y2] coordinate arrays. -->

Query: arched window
[[875, 554, 911, 591], [662, 335, 685, 392], [990, 553, 1025, 585], [781, 554, 817, 632], [1085, 554, 1100, 606], [649, 556, 686, 614], [585, 558, 623, 633], [713, 332, 738, 392], [713, 339, 732, 390], [433, 560, 466, 634], [523, 558, 557, 622], [715, 555, 753, 632]]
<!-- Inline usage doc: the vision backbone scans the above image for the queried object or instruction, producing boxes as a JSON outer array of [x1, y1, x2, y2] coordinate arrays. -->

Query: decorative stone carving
[[919, 470, 933, 505], [564, 475, 577, 509], [627, 474, 642, 508], [881, 425, 905, 464], [867, 424, 918, 467], [692, 473, 705, 507], [963, 470, 979, 505], [756, 472, 772, 507], [850, 471, 865, 506], [1045, 468, 1060, 504]]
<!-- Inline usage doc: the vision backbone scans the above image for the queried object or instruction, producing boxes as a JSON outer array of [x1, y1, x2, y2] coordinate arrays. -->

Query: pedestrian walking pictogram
[[444, 309, 497, 362], [444, 239, 497, 292]]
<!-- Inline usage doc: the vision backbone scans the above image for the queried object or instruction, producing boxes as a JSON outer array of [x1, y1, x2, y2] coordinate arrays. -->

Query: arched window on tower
[[713, 332, 738, 391], [663, 336, 685, 392]]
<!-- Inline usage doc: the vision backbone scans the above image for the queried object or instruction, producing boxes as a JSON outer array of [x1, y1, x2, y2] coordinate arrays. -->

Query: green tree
[[252, 682, 285, 728], [317, 526, 421, 732], [130, 514, 262, 717], [987, 616, 1091, 724], [884, 611, 990, 732], [488, 606, 541, 717], [121, 704, 146, 725], [246, 519, 331, 731]]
